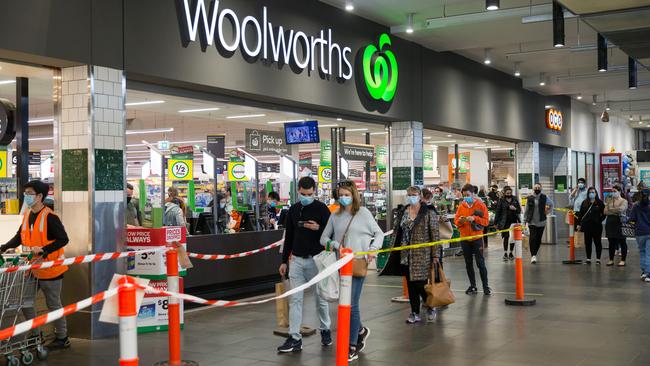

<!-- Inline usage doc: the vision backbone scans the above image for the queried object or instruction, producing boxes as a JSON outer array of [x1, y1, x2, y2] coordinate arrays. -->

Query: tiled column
[[389, 121, 423, 209], [516, 142, 539, 190], [56, 65, 126, 339]]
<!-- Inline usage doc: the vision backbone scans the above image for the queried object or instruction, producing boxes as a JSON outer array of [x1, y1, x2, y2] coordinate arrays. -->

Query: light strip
[[31, 137, 54, 141], [170, 140, 204, 145], [267, 119, 304, 124], [429, 140, 456, 143], [345, 128, 368, 132], [226, 114, 266, 119], [125, 100, 165, 106], [490, 147, 514, 151], [178, 107, 220, 113], [126, 143, 147, 148], [225, 145, 244, 149], [0, 80, 16, 85], [370, 132, 388, 135], [126, 128, 174, 135], [319, 124, 339, 128], [29, 118, 55, 124], [459, 143, 485, 147]]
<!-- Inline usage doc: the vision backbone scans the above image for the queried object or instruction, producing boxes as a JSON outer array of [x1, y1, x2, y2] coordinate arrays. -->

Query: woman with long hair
[[320, 181, 383, 362], [576, 187, 606, 264], [604, 185, 628, 266]]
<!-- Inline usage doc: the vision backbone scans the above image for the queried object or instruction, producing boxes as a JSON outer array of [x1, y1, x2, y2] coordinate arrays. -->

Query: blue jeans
[[636, 235, 650, 274], [349, 276, 365, 346], [288, 256, 331, 340]]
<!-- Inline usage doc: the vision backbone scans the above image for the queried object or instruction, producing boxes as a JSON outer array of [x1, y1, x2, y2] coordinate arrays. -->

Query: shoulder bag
[[341, 213, 368, 277], [425, 263, 455, 308]]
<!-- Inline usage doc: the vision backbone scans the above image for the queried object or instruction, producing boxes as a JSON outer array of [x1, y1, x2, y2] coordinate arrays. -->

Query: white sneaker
[[641, 273, 647, 281], [531, 256, 537, 264], [645, 277, 650, 283]]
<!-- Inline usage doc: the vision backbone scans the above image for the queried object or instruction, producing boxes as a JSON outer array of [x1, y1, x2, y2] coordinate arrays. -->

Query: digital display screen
[[284, 120, 320, 145]]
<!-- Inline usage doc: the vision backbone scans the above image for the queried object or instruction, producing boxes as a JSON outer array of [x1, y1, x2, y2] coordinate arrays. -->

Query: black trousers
[[502, 231, 514, 252], [483, 226, 489, 247], [529, 225, 545, 256], [608, 238, 627, 261], [402, 265, 428, 313], [461, 239, 488, 289], [583, 226, 603, 260]]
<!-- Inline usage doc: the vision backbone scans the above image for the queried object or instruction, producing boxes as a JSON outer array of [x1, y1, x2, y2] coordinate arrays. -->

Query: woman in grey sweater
[[320, 181, 383, 362]]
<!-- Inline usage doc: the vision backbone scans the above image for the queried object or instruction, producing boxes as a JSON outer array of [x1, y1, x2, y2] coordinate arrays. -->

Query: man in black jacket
[[277, 176, 332, 353], [524, 183, 554, 264]]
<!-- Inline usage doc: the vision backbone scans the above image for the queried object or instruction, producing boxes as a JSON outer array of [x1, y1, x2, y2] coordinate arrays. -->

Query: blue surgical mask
[[269, 201, 277, 208], [219, 202, 226, 209], [300, 195, 314, 206], [24, 194, 36, 207], [407, 196, 419, 205], [464, 196, 474, 205], [339, 197, 353, 206], [589, 192, 596, 200], [578, 183, 585, 189]]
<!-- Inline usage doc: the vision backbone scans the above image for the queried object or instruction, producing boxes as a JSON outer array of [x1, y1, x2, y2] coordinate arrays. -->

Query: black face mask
[[127, 197, 132, 204], [534, 189, 541, 195], [505, 194, 512, 198]]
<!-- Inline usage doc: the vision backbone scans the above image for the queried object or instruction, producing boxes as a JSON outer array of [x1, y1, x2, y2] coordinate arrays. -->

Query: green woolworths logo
[[361, 34, 398, 102]]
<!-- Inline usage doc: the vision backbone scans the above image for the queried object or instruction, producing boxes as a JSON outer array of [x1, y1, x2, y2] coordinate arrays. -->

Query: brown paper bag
[[175, 242, 194, 269], [276, 282, 289, 328], [574, 231, 585, 248], [522, 235, 530, 251]]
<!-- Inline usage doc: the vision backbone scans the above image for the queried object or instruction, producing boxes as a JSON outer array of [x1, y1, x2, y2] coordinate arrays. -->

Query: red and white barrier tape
[[0, 248, 165, 274], [187, 239, 284, 260], [0, 285, 122, 341], [140, 253, 354, 307]]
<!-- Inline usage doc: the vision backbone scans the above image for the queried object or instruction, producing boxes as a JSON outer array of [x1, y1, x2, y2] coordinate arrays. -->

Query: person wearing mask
[[277, 177, 332, 353], [629, 188, 650, 282], [487, 185, 499, 205], [320, 181, 383, 361], [570, 178, 588, 215], [381, 187, 441, 324], [478, 185, 487, 199], [576, 187, 606, 265], [494, 186, 521, 261], [604, 186, 628, 266], [214, 193, 230, 233], [225, 186, 234, 213], [421, 188, 436, 212], [524, 183, 554, 264], [164, 196, 186, 227], [0, 180, 71, 349], [126, 183, 141, 226], [328, 187, 340, 213], [432, 186, 449, 214], [455, 184, 491, 295]]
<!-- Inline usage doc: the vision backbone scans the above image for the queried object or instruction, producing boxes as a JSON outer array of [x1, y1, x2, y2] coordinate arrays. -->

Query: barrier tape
[[0, 285, 122, 341], [138, 253, 354, 307], [0, 248, 166, 275], [187, 239, 284, 261]]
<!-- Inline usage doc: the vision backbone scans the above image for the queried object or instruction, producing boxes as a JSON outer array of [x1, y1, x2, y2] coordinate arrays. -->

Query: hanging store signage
[[227, 161, 247, 181], [0, 150, 7, 178], [423, 150, 434, 171], [318, 166, 332, 183], [245, 129, 287, 154], [157, 140, 170, 151], [320, 140, 332, 166], [0, 99, 16, 145], [170, 145, 194, 160], [29, 152, 41, 165], [341, 142, 374, 162], [546, 108, 563, 132], [207, 134, 226, 174], [299, 152, 312, 169], [375, 145, 387, 171], [168, 159, 193, 181]]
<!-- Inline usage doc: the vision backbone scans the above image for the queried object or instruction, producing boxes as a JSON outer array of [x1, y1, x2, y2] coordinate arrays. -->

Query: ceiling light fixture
[[226, 114, 266, 119], [28, 118, 55, 125], [319, 124, 339, 128], [126, 127, 174, 135], [423, 136, 432, 139], [370, 132, 388, 135], [577, 94, 583, 100], [345, 128, 368, 132], [605, 102, 611, 111], [552, 1, 565, 48], [125, 100, 165, 106], [430, 140, 457, 144], [267, 119, 305, 124], [345, 0, 354, 11], [336, 118, 343, 121], [178, 107, 220, 113], [597, 33, 607, 72], [486, 0, 499, 11], [484, 48, 492, 65], [0, 80, 16, 85], [446, 134, 453, 137], [629, 56, 638, 90], [514, 62, 521, 77], [484, 139, 489, 143], [30, 137, 54, 141], [539, 72, 546, 86], [592, 94, 598, 106], [406, 13, 414, 34], [630, 115, 634, 121]]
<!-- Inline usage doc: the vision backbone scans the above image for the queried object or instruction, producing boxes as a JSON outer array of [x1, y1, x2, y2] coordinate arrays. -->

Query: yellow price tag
[[168, 159, 193, 181], [318, 166, 332, 183], [0, 151, 7, 178], [228, 161, 247, 181]]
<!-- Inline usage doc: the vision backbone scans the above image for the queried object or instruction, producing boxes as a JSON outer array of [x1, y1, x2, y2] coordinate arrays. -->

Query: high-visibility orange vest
[[20, 207, 68, 279]]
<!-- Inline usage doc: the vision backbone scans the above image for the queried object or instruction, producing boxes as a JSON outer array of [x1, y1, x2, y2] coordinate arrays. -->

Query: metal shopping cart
[[0, 254, 48, 365]]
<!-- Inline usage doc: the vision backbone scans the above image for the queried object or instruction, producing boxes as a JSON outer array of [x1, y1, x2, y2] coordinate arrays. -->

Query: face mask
[[578, 183, 585, 189], [127, 196, 132, 204], [219, 202, 226, 209], [300, 195, 314, 206], [269, 201, 277, 208], [24, 194, 36, 207], [588, 192, 596, 200], [407, 196, 419, 205], [339, 197, 353, 206], [534, 189, 541, 195], [613, 192, 620, 199], [433, 194, 440, 200], [505, 193, 512, 198], [464, 196, 474, 205]]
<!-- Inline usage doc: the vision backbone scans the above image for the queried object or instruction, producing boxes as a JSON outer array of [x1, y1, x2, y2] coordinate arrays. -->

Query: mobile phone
[[297, 221, 306, 227]]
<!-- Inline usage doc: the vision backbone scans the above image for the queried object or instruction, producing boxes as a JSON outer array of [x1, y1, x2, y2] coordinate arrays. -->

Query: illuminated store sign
[[546, 108, 563, 132]]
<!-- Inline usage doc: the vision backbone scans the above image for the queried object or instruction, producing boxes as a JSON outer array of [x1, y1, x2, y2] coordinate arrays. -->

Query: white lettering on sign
[[166, 227, 182, 243], [180, 0, 353, 80], [127, 231, 152, 244]]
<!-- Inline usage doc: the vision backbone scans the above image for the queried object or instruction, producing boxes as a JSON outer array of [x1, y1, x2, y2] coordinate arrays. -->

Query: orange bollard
[[118, 276, 138, 366], [505, 225, 536, 306], [563, 211, 582, 264], [336, 248, 353, 366]]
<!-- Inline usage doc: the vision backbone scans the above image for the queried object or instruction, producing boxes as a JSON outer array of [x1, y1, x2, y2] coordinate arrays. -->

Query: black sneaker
[[465, 286, 478, 295], [356, 326, 370, 352], [483, 287, 492, 296], [46, 337, 70, 350], [277, 336, 302, 353], [502, 253, 508, 261], [509, 253, 514, 261], [348, 346, 359, 362], [321, 329, 333, 347]]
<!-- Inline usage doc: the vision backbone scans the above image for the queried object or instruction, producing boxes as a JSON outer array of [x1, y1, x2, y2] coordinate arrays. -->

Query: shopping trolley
[[0, 254, 48, 365]]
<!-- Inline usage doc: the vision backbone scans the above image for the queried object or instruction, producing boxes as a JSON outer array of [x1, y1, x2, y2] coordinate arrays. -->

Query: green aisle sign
[[376, 145, 387, 171], [423, 150, 434, 171], [320, 140, 332, 167]]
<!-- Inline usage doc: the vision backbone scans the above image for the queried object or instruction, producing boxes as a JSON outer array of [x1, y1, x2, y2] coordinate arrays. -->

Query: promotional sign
[[299, 152, 312, 169], [0, 99, 16, 145], [168, 159, 193, 181], [0, 150, 7, 178], [170, 145, 194, 160], [341, 142, 374, 162], [546, 108, 563, 132], [126, 227, 187, 278], [137, 278, 185, 333], [28, 152, 41, 165], [320, 140, 332, 166], [207, 134, 226, 173], [375, 145, 387, 171], [448, 152, 471, 182], [600, 153, 622, 192], [423, 150, 434, 171], [319, 166, 332, 183], [228, 161, 247, 181], [245, 129, 288, 154]]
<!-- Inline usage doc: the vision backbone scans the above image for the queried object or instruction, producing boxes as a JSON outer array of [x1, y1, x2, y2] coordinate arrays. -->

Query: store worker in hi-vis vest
[[0, 180, 71, 350]]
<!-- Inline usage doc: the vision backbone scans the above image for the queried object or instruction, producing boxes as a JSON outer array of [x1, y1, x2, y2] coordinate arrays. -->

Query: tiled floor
[[36, 238, 650, 365]]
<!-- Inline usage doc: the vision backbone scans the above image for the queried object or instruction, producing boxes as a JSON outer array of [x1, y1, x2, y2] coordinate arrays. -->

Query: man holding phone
[[277, 176, 332, 353]]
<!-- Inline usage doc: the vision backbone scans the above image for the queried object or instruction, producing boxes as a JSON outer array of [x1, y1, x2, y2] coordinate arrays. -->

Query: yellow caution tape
[[355, 228, 514, 256]]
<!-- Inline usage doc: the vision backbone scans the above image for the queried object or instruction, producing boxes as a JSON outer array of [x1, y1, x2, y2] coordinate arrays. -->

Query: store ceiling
[[322, 0, 650, 129]]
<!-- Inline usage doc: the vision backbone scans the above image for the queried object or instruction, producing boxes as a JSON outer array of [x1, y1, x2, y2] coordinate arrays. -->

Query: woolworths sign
[[178, 0, 398, 106]]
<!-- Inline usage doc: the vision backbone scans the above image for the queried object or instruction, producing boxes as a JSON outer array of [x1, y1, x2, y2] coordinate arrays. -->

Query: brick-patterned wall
[[516, 142, 539, 176], [390, 121, 423, 208]]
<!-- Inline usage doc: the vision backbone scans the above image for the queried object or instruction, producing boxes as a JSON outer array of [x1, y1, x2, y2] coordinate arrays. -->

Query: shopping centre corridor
[[48, 238, 649, 366]]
